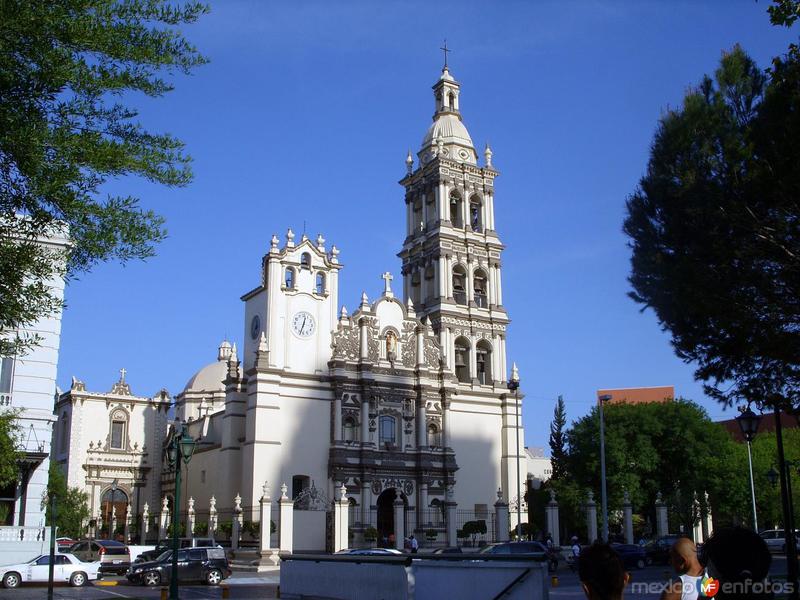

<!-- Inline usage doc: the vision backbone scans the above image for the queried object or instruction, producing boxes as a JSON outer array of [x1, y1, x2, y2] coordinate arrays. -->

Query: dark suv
[[479, 541, 557, 571], [126, 547, 230, 587], [135, 537, 217, 563]]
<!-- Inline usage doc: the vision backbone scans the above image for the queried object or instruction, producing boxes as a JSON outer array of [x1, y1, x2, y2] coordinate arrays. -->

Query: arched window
[[109, 409, 128, 450], [449, 193, 463, 228], [300, 252, 311, 269], [315, 272, 326, 294], [448, 92, 455, 110], [427, 423, 441, 447], [473, 269, 488, 308], [413, 202, 423, 232], [343, 417, 357, 442], [379, 415, 397, 446], [454, 337, 471, 383], [470, 197, 483, 232], [476, 340, 492, 385], [452, 265, 467, 305], [285, 267, 295, 289]]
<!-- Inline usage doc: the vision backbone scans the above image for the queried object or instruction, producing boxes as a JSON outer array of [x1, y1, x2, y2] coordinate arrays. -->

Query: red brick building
[[596, 386, 675, 405]]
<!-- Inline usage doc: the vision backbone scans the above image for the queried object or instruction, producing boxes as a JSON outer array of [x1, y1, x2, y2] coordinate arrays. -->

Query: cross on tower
[[440, 40, 451, 69], [381, 271, 393, 297], [119, 367, 127, 382]]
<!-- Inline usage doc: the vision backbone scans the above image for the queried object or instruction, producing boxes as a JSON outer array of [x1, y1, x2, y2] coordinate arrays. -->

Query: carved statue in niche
[[386, 331, 397, 364]]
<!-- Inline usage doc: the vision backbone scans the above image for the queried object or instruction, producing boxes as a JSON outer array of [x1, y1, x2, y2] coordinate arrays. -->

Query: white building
[[0, 222, 69, 527], [525, 447, 552, 489], [57, 64, 530, 547]]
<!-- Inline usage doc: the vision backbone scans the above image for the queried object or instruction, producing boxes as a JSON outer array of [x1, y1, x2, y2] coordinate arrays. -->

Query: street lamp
[[107, 478, 119, 539], [508, 363, 521, 540], [598, 394, 612, 543], [735, 406, 761, 531], [166, 420, 196, 600]]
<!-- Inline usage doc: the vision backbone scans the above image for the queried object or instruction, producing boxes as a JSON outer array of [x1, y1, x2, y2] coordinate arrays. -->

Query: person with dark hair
[[701, 527, 772, 600], [578, 543, 629, 600]]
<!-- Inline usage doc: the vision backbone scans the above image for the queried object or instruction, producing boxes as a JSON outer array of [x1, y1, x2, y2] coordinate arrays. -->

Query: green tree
[[622, 42, 799, 413], [0, 0, 208, 357], [43, 462, 90, 538], [0, 410, 21, 488], [549, 395, 568, 481]]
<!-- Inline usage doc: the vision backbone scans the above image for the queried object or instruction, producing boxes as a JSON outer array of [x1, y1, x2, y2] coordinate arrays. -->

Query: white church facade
[[54, 64, 528, 547]]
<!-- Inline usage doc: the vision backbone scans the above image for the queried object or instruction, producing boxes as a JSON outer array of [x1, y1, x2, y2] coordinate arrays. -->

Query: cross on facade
[[119, 367, 127, 382], [381, 271, 393, 296], [440, 40, 451, 69]]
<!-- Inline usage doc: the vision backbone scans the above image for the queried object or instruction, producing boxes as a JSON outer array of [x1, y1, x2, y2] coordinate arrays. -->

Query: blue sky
[[56, 1, 798, 449]]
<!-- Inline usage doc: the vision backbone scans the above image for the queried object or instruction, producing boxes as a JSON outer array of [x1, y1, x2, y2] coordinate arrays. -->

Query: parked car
[[336, 548, 404, 556], [478, 541, 555, 571], [644, 535, 688, 565], [759, 529, 799, 553], [126, 547, 231, 586], [69, 539, 130, 574], [610, 543, 647, 569], [0, 553, 100, 588], [432, 547, 463, 554], [134, 537, 217, 564], [56, 537, 77, 551]]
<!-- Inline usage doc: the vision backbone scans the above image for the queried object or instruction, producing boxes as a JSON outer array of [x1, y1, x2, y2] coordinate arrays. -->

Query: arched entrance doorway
[[376, 488, 407, 547], [100, 486, 129, 540]]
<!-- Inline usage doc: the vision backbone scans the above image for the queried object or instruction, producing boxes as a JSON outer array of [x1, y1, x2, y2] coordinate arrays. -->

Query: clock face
[[291, 311, 315, 338], [250, 315, 261, 340]]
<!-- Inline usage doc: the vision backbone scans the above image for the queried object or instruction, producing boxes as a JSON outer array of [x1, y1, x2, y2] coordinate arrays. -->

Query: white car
[[1, 553, 100, 588]]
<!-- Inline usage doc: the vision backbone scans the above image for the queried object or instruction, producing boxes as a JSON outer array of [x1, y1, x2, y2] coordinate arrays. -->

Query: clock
[[291, 311, 315, 338], [250, 315, 261, 340]]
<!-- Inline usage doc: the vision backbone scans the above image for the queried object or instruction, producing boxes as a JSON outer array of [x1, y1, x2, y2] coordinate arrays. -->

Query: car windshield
[[29, 556, 44, 564], [156, 550, 172, 561]]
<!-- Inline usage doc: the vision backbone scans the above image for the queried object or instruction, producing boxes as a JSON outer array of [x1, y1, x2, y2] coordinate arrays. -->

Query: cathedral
[[54, 64, 528, 547]]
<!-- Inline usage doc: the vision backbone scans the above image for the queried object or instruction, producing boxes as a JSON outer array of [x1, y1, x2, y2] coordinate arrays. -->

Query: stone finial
[[218, 340, 232, 361], [484, 143, 493, 167], [262, 481, 271, 500], [270, 234, 279, 252], [510, 362, 520, 384], [330, 245, 339, 264], [340, 483, 347, 502], [188, 497, 195, 511], [549, 489, 557, 503], [497, 488, 503, 502], [162, 497, 169, 511], [280, 483, 289, 500], [340, 305, 348, 319], [623, 490, 631, 505], [586, 490, 595, 504], [301, 232, 308, 242], [258, 332, 268, 353], [316, 233, 326, 251], [142, 502, 149, 517], [234, 493, 242, 512], [436, 132, 444, 156], [286, 228, 295, 248], [406, 297, 415, 315], [656, 491, 663, 504], [229, 343, 238, 364], [209, 495, 216, 510], [70, 376, 86, 391], [360, 291, 369, 307], [406, 150, 413, 174], [381, 271, 393, 297]]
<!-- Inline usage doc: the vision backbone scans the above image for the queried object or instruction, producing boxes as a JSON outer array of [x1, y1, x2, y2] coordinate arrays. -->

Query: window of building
[[300, 253, 311, 269], [110, 419, 126, 450], [427, 423, 440, 447], [452, 266, 467, 305], [476, 340, 492, 385], [315, 272, 326, 294], [470, 197, 483, 232], [343, 417, 357, 442], [379, 415, 396, 446], [292, 475, 310, 500], [413, 202, 423, 232], [449, 194, 463, 228], [454, 337, 471, 383], [285, 267, 295, 289], [473, 269, 488, 307]]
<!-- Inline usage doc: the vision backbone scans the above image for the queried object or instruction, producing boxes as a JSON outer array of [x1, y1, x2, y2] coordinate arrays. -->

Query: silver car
[[759, 529, 799, 553]]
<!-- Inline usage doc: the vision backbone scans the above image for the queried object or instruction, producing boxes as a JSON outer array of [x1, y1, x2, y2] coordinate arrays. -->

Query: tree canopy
[[43, 462, 90, 537], [0, 0, 208, 357], [548, 395, 568, 481]]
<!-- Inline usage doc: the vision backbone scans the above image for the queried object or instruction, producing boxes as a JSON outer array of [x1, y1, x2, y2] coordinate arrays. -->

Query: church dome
[[182, 341, 230, 394], [421, 114, 474, 153]]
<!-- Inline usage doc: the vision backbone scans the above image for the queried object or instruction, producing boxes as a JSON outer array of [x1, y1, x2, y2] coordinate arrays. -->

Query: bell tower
[[398, 65, 510, 388]]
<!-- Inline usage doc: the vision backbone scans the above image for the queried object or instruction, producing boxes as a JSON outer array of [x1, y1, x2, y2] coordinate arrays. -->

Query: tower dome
[[418, 67, 478, 165]]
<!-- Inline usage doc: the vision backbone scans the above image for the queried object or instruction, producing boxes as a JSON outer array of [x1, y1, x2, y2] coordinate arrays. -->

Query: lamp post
[[598, 394, 612, 543], [508, 363, 521, 540], [108, 478, 118, 540], [166, 420, 196, 600], [735, 406, 761, 531]]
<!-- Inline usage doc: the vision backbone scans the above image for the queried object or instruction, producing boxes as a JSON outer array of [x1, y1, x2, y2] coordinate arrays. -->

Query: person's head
[[701, 527, 771, 599], [578, 543, 628, 600], [669, 537, 700, 574]]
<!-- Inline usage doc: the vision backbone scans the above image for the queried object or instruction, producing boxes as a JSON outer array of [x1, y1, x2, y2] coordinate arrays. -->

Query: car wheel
[[2, 572, 20, 589], [143, 571, 161, 586], [206, 569, 223, 586], [636, 559, 646, 570], [70, 572, 87, 587]]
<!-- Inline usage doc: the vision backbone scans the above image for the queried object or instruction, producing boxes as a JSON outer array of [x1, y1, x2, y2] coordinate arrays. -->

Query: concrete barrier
[[280, 554, 549, 600], [0, 526, 50, 565]]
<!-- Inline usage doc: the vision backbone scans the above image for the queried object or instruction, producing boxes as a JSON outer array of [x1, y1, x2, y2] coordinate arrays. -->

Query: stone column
[[495, 489, 510, 542], [546, 490, 560, 547], [585, 492, 598, 543], [259, 482, 278, 564], [361, 397, 371, 448], [361, 481, 372, 527], [124, 505, 131, 543], [417, 400, 427, 448], [416, 326, 425, 368], [159, 497, 169, 539], [187, 497, 196, 537], [623, 491, 633, 544], [231, 493, 243, 550], [209, 496, 218, 538], [279, 483, 293, 554], [334, 484, 349, 553], [445, 487, 458, 546], [655, 492, 668, 538], [418, 482, 429, 527], [394, 497, 405, 551], [442, 396, 451, 449], [142, 502, 150, 542], [359, 317, 369, 360]]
